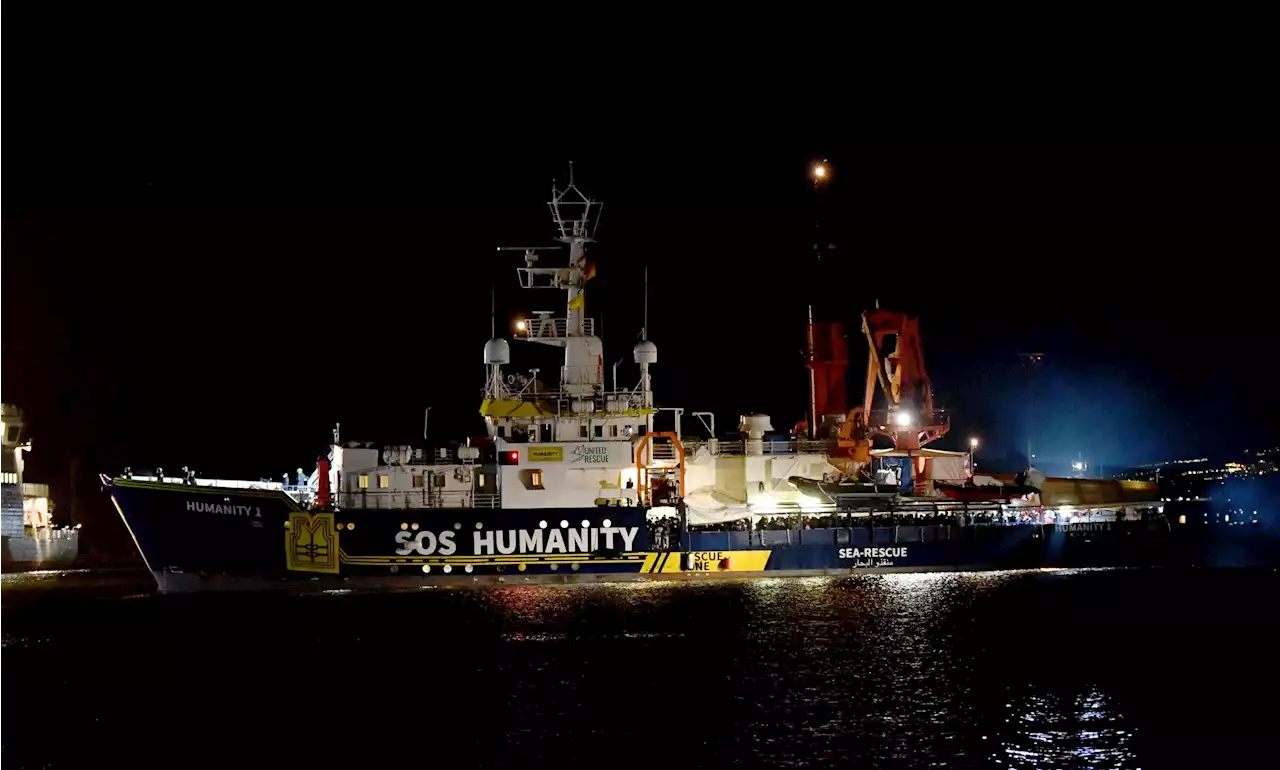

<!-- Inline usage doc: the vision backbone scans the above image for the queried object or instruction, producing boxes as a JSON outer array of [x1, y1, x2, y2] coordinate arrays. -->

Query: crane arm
[[843, 307, 950, 456]]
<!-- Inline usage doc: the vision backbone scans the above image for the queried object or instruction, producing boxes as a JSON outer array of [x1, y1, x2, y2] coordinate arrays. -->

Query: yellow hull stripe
[[337, 550, 774, 573], [340, 549, 649, 565], [640, 551, 773, 573], [653, 550, 773, 573]]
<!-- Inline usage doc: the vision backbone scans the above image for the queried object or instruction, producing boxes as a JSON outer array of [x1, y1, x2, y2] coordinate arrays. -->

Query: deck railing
[[485, 385, 650, 417], [21, 526, 80, 540], [337, 490, 500, 510], [681, 439, 838, 456], [517, 317, 595, 341]]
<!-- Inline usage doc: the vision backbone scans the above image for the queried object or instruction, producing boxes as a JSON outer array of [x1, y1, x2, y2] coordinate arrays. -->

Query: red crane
[[833, 307, 950, 475]]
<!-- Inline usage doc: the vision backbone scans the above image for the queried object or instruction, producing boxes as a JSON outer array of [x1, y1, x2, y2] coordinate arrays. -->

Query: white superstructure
[[478, 167, 666, 509], [321, 169, 970, 520], [2, 404, 65, 533]]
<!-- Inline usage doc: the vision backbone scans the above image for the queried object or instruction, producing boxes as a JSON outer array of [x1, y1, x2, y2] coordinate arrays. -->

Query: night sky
[[5, 142, 1277, 508]]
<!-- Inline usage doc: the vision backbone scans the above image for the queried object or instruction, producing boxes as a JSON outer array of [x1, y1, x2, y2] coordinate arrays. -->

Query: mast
[[807, 304, 817, 439], [809, 161, 827, 439], [642, 265, 648, 342], [491, 166, 656, 429], [804, 159, 845, 440], [553, 163, 594, 339], [498, 163, 605, 398], [483, 167, 670, 509], [637, 265, 654, 412]]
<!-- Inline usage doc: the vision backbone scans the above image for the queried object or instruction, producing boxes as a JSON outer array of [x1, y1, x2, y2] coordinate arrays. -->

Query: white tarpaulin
[[675, 493, 757, 525], [928, 456, 968, 483]]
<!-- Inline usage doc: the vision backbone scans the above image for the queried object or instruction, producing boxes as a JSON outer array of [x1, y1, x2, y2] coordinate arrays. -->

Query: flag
[[568, 294, 585, 310], [584, 261, 597, 281]]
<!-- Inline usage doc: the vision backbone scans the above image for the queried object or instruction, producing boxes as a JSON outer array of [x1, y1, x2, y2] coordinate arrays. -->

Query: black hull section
[[108, 480, 302, 577], [106, 479, 1280, 592]]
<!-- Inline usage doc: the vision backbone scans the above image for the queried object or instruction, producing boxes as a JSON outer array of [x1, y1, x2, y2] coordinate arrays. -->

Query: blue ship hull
[[105, 478, 1280, 592]]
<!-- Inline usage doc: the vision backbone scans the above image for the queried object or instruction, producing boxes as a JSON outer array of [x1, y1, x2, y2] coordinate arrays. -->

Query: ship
[[103, 171, 1280, 592], [3, 405, 80, 571]]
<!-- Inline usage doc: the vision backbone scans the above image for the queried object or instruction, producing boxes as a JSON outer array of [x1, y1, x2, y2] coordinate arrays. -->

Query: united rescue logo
[[571, 445, 610, 464]]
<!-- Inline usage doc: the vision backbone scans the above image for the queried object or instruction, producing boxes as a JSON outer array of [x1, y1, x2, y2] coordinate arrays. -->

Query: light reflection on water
[[458, 570, 1142, 767], [4, 568, 1276, 768], [1, 568, 94, 582], [1001, 689, 1135, 767]]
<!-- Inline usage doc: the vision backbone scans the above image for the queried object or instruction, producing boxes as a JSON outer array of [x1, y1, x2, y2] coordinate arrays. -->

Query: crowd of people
[[642, 507, 1167, 549], [646, 513, 682, 550]]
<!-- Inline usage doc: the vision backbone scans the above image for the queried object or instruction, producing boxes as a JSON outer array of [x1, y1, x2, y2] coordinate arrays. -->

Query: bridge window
[[412, 475, 425, 488], [610, 424, 619, 437], [497, 425, 506, 438], [531, 471, 543, 488], [594, 424, 604, 438], [378, 475, 389, 489], [433, 473, 446, 487], [358, 474, 369, 489], [478, 473, 486, 488], [579, 424, 588, 438], [542, 422, 553, 440]]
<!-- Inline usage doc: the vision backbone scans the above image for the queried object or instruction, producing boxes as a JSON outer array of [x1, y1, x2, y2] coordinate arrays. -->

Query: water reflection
[[1000, 688, 1136, 767], [2, 568, 1275, 768], [383, 573, 1059, 764]]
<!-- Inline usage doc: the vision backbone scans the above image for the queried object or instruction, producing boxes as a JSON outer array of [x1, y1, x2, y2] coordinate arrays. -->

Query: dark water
[[4, 568, 1276, 768]]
